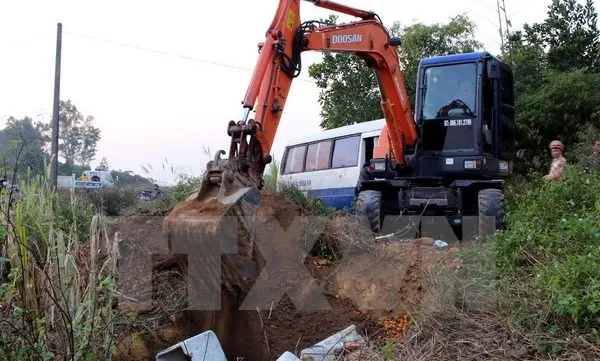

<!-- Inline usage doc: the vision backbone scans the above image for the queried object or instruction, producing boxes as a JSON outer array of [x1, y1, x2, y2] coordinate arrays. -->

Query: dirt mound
[[169, 196, 227, 215], [256, 189, 306, 224], [330, 237, 456, 321]]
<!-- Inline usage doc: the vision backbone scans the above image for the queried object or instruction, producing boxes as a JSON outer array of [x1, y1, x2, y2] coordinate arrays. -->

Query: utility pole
[[496, 0, 505, 55], [496, 0, 512, 56], [501, 0, 512, 39], [50, 23, 62, 190]]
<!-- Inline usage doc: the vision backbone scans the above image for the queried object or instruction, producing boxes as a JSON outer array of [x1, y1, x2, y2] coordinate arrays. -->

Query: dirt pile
[[111, 189, 463, 360]]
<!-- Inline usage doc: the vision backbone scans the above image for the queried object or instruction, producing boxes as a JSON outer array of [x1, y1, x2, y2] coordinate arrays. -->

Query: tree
[[307, 15, 384, 129], [98, 156, 110, 170], [502, 28, 547, 94], [0, 116, 50, 179], [502, 0, 600, 172], [58, 100, 101, 170], [308, 14, 483, 129], [395, 14, 483, 102], [534, 0, 599, 72], [110, 170, 153, 187]]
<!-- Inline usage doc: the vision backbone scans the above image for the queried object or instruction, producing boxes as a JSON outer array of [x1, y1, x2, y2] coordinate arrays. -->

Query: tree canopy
[[0, 116, 49, 180], [502, 0, 600, 170], [0, 100, 145, 184], [58, 100, 101, 171]]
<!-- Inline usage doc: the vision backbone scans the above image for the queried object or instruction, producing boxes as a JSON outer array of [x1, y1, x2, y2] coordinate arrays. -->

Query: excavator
[[163, 0, 515, 302]]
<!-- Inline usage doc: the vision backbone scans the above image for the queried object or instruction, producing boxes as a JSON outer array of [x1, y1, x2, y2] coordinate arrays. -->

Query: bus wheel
[[355, 190, 382, 234]]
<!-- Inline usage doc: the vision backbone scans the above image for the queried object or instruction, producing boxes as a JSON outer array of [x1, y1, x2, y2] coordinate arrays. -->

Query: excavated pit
[[112, 189, 463, 360]]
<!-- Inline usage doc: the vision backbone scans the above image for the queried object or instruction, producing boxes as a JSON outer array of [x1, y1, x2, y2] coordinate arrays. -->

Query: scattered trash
[[299, 324, 365, 361], [374, 232, 414, 242], [155, 330, 227, 361], [156, 326, 367, 361], [374, 233, 396, 241], [277, 351, 302, 361], [434, 240, 449, 248]]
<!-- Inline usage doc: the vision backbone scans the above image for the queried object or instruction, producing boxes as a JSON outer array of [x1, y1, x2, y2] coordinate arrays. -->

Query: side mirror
[[389, 37, 402, 46], [486, 59, 499, 79]]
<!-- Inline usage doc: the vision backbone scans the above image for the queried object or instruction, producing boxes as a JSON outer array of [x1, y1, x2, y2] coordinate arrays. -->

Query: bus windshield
[[420, 63, 477, 120]]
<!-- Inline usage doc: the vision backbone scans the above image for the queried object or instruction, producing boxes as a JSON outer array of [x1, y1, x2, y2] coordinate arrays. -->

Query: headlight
[[464, 160, 481, 169], [373, 162, 386, 171]]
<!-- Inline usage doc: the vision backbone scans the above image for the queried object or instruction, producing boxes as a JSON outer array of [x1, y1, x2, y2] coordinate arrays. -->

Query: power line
[[63, 30, 318, 84]]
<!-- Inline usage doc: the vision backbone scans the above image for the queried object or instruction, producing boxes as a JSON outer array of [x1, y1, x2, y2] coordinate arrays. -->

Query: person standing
[[543, 140, 567, 181], [582, 139, 600, 172]]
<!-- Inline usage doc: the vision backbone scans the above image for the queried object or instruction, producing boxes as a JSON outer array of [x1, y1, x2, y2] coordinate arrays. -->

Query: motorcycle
[[139, 186, 163, 202]]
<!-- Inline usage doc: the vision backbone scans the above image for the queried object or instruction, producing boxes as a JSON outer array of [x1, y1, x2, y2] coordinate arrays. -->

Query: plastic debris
[[155, 330, 227, 361], [299, 324, 365, 361], [277, 351, 302, 361], [434, 239, 449, 248]]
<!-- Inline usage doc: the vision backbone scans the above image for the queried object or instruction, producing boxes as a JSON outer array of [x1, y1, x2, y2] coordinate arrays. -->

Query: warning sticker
[[286, 10, 295, 31]]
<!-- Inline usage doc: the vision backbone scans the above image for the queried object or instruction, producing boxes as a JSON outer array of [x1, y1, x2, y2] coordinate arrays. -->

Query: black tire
[[355, 190, 382, 234], [477, 188, 505, 242]]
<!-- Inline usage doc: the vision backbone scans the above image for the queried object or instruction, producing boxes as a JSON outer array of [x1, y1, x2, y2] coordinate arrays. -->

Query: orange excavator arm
[[228, 0, 417, 184]]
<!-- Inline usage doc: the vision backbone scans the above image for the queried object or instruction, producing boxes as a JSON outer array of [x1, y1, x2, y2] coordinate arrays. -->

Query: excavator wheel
[[355, 190, 382, 234], [477, 188, 505, 242]]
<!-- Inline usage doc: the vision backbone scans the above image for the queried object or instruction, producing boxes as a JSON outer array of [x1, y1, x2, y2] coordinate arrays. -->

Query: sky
[[0, 0, 591, 185]]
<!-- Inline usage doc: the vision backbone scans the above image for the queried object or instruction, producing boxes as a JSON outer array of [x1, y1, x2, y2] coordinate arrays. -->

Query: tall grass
[[0, 168, 119, 360]]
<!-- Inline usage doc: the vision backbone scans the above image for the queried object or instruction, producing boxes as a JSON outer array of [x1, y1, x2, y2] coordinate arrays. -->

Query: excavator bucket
[[163, 150, 263, 298]]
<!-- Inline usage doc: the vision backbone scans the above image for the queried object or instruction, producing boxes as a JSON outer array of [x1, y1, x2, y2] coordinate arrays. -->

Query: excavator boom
[[163, 0, 416, 300], [240, 0, 416, 173]]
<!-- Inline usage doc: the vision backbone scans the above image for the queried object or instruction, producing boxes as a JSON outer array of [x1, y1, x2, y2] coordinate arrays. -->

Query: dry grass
[[334, 239, 600, 361], [342, 308, 600, 361], [390, 310, 530, 360], [303, 213, 378, 260]]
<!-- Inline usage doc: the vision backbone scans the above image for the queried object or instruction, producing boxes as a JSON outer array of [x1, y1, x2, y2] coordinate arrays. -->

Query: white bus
[[278, 118, 385, 210]]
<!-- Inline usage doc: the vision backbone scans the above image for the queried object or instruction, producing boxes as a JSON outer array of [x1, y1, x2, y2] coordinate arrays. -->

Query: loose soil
[[111, 189, 463, 361]]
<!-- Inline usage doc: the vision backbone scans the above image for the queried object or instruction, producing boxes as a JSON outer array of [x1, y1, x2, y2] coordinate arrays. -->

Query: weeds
[[0, 164, 120, 360], [482, 164, 600, 357], [277, 182, 336, 217], [263, 158, 280, 193], [493, 166, 600, 326], [85, 186, 139, 217]]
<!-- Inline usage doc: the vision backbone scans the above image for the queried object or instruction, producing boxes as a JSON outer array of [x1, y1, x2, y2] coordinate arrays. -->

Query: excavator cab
[[414, 51, 516, 177], [359, 51, 516, 238]]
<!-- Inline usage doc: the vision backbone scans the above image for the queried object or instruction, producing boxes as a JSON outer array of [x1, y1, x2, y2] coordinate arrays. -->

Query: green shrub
[[86, 186, 139, 216], [493, 164, 600, 328], [278, 183, 336, 216], [138, 174, 202, 213], [167, 174, 202, 204]]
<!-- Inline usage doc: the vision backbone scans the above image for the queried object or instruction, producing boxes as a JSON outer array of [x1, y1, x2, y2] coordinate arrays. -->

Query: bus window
[[305, 140, 332, 171], [283, 145, 307, 174], [332, 135, 360, 168]]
